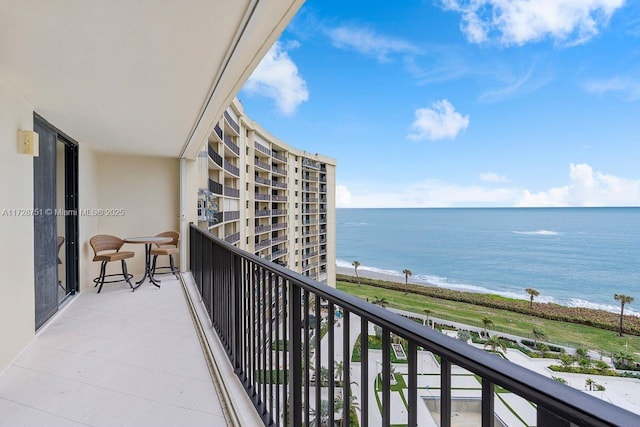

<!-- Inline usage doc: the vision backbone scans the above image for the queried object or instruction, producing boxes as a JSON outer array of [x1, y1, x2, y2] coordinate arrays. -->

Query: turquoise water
[[337, 208, 640, 314]]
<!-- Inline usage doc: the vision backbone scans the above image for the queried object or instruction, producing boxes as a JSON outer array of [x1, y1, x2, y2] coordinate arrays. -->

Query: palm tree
[[614, 293, 634, 337], [372, 296, 389, 308], [310, 399, 330, 426], [585, 378, 595, 391], [423, 309, 432, 328], [334, 360, 344, 385], [402, 269, 412, 294], [482, 317, 494, 338], [532, 327, 546, 349], [484, 335, 507, 354], [352, 261, 361, 285], [525, 288, 540, 309]]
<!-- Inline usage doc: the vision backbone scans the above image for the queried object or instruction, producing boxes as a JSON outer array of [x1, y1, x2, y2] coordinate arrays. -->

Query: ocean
[[336, 208, 640, 315]]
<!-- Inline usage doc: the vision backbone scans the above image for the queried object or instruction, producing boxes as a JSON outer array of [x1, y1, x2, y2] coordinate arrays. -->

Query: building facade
[[197, 99, 336, 286]]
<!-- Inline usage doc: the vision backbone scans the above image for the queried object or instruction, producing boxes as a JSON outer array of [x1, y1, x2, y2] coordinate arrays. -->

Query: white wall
[[95, 154, 180, 275], [78, 144, 99, 291], [0, 79, 35, 371]]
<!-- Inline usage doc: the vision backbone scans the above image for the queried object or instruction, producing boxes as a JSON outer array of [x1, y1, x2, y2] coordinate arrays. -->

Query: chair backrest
[[155, 231, 180, 247], [90, 235, 124, 255]]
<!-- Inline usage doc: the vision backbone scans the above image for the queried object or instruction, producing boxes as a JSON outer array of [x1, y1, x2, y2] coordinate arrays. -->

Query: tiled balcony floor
[[0, 276, 225, 426]]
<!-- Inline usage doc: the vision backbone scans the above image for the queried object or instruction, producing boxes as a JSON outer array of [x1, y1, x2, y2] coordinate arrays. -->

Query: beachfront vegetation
[[484, 335, 507, 353], [482, 317, 493, 337], [526, 287, 540, 309], [402, 268, 412, 294], [336, 277, 640, 357], [336, 274, 640, 336], [351, 261, 361, 285], [614, 293, 634, 336]]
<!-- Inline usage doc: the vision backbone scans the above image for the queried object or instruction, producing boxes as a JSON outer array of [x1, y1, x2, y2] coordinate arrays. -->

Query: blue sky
[[240, 0, 640, 208]]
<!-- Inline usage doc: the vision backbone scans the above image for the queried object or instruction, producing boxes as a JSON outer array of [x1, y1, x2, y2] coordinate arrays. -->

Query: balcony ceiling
[[0, 0, 303, 158]]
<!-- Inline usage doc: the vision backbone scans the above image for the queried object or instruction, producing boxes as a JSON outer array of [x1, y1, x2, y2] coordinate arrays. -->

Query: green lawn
[[337, 281, 640, 357]]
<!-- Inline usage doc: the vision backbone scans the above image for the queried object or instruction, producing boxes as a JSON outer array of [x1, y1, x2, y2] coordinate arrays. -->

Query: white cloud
[[336, 185, 353, 208], [243, 41, 308, 116], [480, 172, 509, 183], [442, 0, 624, 46], [326, 25, 419, 62], [585, 76, 640, 101], [479, 67, 552, 103], [515, 163, 640, 207], [407, 100, 469, 141]]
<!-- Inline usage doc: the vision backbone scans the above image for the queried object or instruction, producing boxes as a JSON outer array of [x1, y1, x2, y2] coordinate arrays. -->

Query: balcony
[[272, 235, 287, 244], [302, 219, 318, 225], [302, 250, 319, 259], [224, 232, 240, 244], [270, 248, 287, 259], [272, 151, 287, 162], [254, 157, 271, 172], [255, 143, 272, 157], [255, 193, 271, 201], [224, 135, 240, 156], [272, 180, 287, 189], [303, 187, 318, 193], [213, 123, 223, 140], [224, 110, 240, 134], [255, 239, 272, 251], [271, 222, 287, 231], [254, 224, 272, 234], [255, 209, 271, 217], [272, 209, 287, 216], [302, 208, 318, 214], [302, 158, 320, 170], [208, 178, 222, 195], [272, 165, 287, 176], [223, 185, 240, 198], [223, 210, 239, 222], [208, 144, 223, 168], [189, 224, 640, 427], [305, 197, 318, 203], [272, 194, 287, 202], [255, 176, 271, 186], [224, 160, 240, 177]]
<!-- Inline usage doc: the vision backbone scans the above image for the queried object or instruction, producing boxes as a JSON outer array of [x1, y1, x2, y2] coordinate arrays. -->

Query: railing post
[[482, 378, 494, 427], [288, 283, 302, 426], [233, 253, 242, 373], [537, 406, 571, 427]]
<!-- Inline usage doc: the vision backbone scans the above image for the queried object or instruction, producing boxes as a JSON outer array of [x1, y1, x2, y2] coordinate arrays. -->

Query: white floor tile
[[176, 410, 226, 427], [126, 402, 191, 426], [158, 378, 216, 410]]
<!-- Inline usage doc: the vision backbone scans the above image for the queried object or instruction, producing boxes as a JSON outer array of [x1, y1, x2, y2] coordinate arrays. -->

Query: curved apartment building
[[197, 98, 336, 286]]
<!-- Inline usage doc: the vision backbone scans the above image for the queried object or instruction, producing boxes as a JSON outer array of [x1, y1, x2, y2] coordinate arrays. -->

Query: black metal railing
[[224, 135, 240, 155], [209, 179, 223, 195], [272, 195, 287, 202], [271, 222, 287, 231], [224, 111, 240, 134], [224, 232, 240, 244], [255, 210, 271, 217], [213, 123, 223, 140], [190, 224, 640, 427], [208, 144, 223, 167], [272, 166, 287, 176], [224, 186, 240, 198], [224, 160, 240, 176], [223, 211, 239, 222]]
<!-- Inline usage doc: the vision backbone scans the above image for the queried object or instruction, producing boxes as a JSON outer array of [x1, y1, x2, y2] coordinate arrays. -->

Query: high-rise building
[[197, 98, 336, 286]]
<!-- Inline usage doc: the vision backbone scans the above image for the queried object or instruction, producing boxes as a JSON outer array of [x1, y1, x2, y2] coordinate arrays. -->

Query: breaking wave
[[513, 230, 563, 236]]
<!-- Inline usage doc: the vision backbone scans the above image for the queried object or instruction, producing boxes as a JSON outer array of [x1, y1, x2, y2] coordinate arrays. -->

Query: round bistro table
[[124, 236, 172, 288]]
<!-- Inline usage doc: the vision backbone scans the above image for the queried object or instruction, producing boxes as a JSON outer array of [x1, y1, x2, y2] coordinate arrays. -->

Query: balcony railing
[[224, 232, 240, 244], [272, 166, 287, 176], [224, 111, 240, 134], [255, 157, 271, 171], [303, 187, 318, 193], [302, 158, 320, 170], [271, 195, 287, 202], [208, 144, 223, 167], [271, 222, 287, 231], [223, 210, 239, 222], [272, 151, 286, 162], [224, 160, 240, 177], [255, 239, 272, 251], [224, 186, 240, 198], [255, 143, 272, 157], [255, 193, 271, 201], [255, 176, 271, 186], [254, 225, 272, 235], [302, 251, 318, 259], [270, 248, 287, 259], [224, 135, 240, 156], [255, 209, 271, 217], [272, 181, 287, 189], [272, 235, 287, 244], [305, 197, 318, 203], [302, 208, 318, 214], [272, 209, 287, 216], [190, 223, 640, 427], [209, 179, 222, 195], [213, 123, 223, 140]]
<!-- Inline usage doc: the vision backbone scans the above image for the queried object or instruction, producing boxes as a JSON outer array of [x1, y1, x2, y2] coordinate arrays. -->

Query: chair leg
[[169, 255, 179, 279], [122, 259, 134, 291], [95, 261, 106, 287], [97, 261, 107, 293], [151, 255, 158, 277]]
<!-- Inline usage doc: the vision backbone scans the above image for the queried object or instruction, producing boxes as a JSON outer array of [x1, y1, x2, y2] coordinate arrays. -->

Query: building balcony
[[302, 261, 319, 270], [255, 143, 272, 157], [272, 235, 287, 244], [254, 157, 271, 172], [272, 166, 287, 176], [255, 176, 271, 186], [272, 209, 287, 216], [272, 181, 287, 189], [223, 160, 240, 177], [302, 174, 318, 182], [208, 144, 223, 168], [272, 151, 287, 162], [302, 208, 318, 214], [188, 224, 640, 427], [255, 239, 272, 251], [302, 250, 319, 259], [303, 186, 318, 193], [254, 224, 272, 235], [270, 248, 287, 259], [305, 197, 318, 203], [255, 209, 271, 217], [302, 158, 320, 170], [223, 185, 240, 198], [213, 123, 223, 141], [224, 135, 240, 156], [208, 178, 223, 195], [224, 231, 240, 244], [223, 210, 239, 222], [224, 110, 240, 135], [272, 194, 287, 202], [271, 222, 287, 231], [255, 193, 271, 201]]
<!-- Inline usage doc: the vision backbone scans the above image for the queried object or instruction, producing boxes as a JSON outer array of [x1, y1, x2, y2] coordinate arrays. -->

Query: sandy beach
[[337, 265, 426, 286]]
